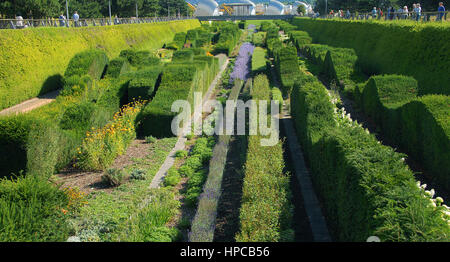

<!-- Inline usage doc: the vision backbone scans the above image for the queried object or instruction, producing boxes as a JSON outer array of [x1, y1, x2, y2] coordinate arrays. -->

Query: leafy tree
[[297, 5, 306, 15]]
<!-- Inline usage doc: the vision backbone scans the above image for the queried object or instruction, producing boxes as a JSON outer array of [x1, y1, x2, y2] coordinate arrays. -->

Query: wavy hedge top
[[0, 20, 201, 111], [291, 18, 450, 96]]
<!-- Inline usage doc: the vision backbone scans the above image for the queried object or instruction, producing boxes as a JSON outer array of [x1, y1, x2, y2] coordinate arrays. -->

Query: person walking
[[437, 2, 446, 21], [73, 11, 79, 27]]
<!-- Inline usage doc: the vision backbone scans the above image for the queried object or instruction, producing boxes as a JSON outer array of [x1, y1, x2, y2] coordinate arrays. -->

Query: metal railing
[[0, 16, 195, 29], [315, 11, 449, 22]]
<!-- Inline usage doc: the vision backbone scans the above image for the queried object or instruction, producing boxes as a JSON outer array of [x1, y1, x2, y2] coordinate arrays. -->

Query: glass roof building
[[194, 0, 220, 16]]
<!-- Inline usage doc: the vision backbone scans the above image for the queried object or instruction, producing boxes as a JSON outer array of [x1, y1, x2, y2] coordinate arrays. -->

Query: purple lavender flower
[[229, 42, 255, 84]]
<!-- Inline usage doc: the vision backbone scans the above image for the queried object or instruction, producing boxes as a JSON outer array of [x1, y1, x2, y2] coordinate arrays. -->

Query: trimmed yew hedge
[[0, 19, 201, 111], [105, 57, 131, 78], [214, 23, 241, 56], [172, 49, 194, 63], [290, 71, 450, 241], [128, 67, 162, 102], [236, 74, 294, 242], [138, 55, 219, 137], [64, 49, 108, 80], [291, 18, 450, 95]]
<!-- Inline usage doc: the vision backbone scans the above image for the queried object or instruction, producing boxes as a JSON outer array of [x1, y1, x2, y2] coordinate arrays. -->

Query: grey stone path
[[150, 55, 229, 189], [0, 89, 61, 116], [280, 99, 332, 242]]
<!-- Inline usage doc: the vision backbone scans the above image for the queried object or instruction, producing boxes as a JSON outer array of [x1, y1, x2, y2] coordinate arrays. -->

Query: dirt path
[[149, 55, 229, 189], [0, 89, 61, 116]]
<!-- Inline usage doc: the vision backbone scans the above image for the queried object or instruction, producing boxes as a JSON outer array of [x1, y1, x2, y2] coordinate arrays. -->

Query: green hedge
[[167, 32, 187, 50], [299, 43, 364, 89], [128, 67, 162, 102], [399, 95, 450, 192], [354, 75, 449, 193], [138, 64, 201, 137], [274, 45, 300, 92], [291, 18, 450, 95], [290, 71, 450, 241], [119, 49, 161, 68], [251, 47, 267, 75], [64, 49, 108, 80], [0, 175, 70, 241], [172, 49, 194, 63], [236, 74, 293, 242], [289, 30, 312, 49], [252, 32, 266, 47], [138, 54, 219, 137], [0, 71, 130, 178], [214, 23, 241, 56], [0, 19, 201, 111], [358, 75, 418, 138], [105, 57, 131, 78]]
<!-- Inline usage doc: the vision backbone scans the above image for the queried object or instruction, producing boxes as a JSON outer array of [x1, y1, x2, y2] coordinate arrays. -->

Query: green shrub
[[251, 47, 267, 74], [290, 70, 450, 241], [252, 32, 266, 47], [271, 87, 283, 112], [0, 19, 200, 111], [175, 150, 188, 159], [65, 49, 108, 80], [0, 175, 70, 241], [164, 168, 181, 187], [102, 168, 125, 187], [236, 73, 293, 242], [214, 23, 241, 56], [172, 49, 194, 63], [128, 67, 162, 102], [167, 32, 187, 50], [291, 18, 450, 95], [130, 168, 146, 180], [59, 102, 96, 130], [274, 45, 299, 92], [145, 135, 157, 144], [289, 30, 312, 49], [399, 95, 450, 192], [105, 57, 131, 78]]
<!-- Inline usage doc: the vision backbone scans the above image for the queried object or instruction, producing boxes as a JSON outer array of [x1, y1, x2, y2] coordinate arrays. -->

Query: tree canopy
[[0, 0, 189, 19]]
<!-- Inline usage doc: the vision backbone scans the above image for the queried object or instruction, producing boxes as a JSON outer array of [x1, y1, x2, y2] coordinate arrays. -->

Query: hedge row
[[289, 30, 312, 50], [0, 50, 134, 178], [0, 19, 201, 110], [291, 18, 450, 95], [105, 57, 131, 78], [290, 71, 450, 241], [166, 32, 187, 50], [236, 74, 294, 242], [274, 45, 300, 92], [251, 47, 267, 75], [128, 67, 162, 102], [355, 75, 450, 192], [138, 55, 219, 137], [214, 22, 241, 56], [119, 49, 161, 68], [299, 43, 365, 89]]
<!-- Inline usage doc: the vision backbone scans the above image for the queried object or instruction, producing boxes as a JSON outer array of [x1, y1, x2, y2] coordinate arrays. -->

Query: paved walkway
[[0, 89, 61, 116], [150, 55, 229, 189]]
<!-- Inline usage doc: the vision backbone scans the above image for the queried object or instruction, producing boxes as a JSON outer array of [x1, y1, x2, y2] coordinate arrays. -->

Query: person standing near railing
[[73, 11, 79, 27], [15, 14, 24, 28], [372, 7, 377, 19], [437, 2, 446, 21], [414, 3, 422, 21], [402, 6, 409, 19], [59, 14, 66, 27]]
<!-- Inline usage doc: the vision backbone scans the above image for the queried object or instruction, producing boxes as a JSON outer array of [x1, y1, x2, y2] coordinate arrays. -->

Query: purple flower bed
[[229, 42, 255, 84]]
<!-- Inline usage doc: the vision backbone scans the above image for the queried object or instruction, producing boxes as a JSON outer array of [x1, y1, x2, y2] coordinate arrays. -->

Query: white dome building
[[194, 0, 220, 16], [265, 0, 286, 15]]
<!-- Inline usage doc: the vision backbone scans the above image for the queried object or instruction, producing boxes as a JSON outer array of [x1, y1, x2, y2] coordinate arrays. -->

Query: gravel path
[[0, 89, 61, 116], [149, 55, 229, 189]]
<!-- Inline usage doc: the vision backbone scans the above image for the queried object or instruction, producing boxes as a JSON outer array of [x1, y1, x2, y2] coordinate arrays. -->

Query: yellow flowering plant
[[75, 100, 146, 171]]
